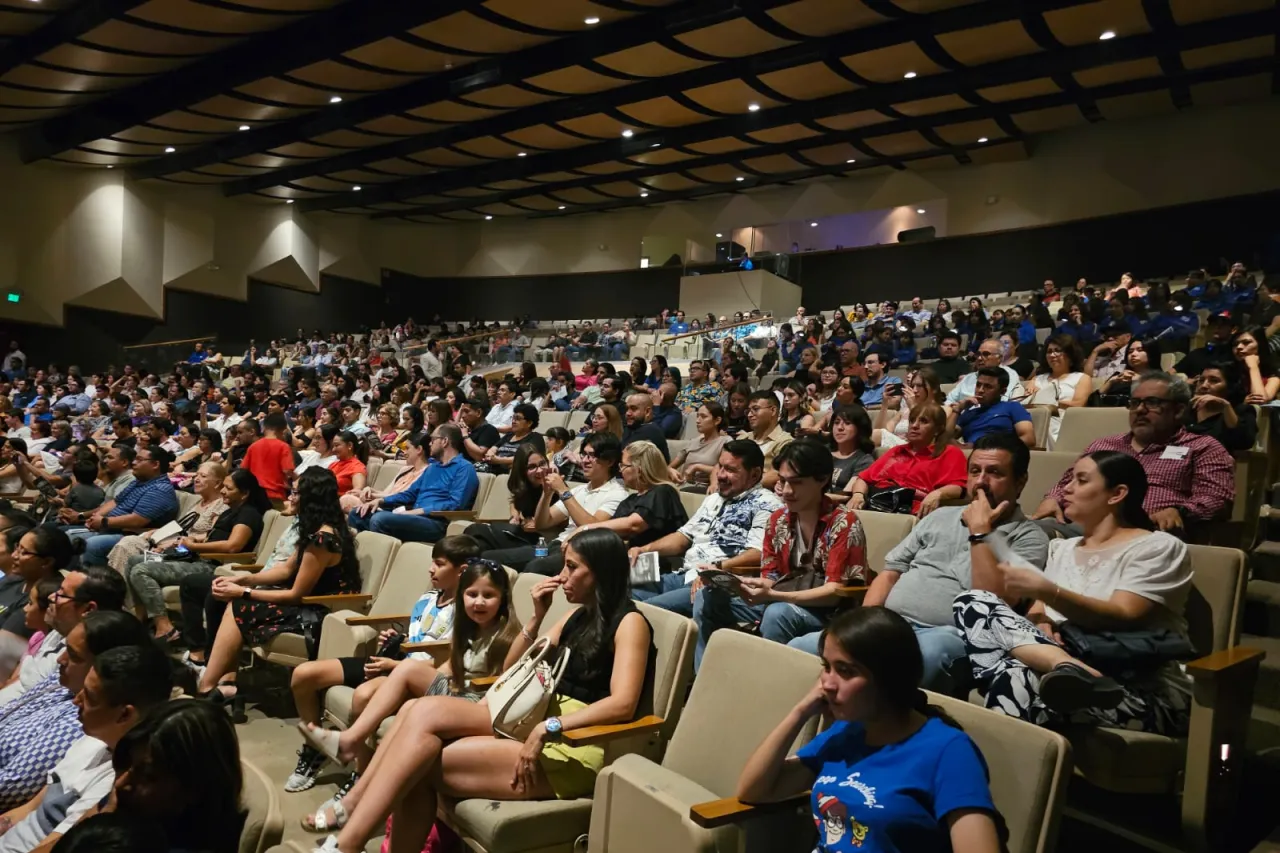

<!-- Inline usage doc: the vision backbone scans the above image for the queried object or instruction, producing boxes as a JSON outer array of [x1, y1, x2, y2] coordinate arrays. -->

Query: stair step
[[1245, 580, 1280, 638], [1253, 543, 1280, 583], [1242, 635, 1280, 713]]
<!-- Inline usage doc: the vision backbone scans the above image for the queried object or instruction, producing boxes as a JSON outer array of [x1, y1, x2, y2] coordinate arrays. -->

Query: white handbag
[[487, 636, 571, 741]]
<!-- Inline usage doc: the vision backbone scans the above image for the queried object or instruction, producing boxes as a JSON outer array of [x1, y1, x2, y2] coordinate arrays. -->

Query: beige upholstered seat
[[370, 460, 405, 491], [162, 508, 286, 611], [1028, 406, 1052, 449], [1053, 407, 1130, 455], [539, 411, 571, 430], [853, 509, 915, 576], [1020, 451, 1078, 516], [439, 601, 696, 853], [239, 758, 284, 853], [249, 530, 400, 669]]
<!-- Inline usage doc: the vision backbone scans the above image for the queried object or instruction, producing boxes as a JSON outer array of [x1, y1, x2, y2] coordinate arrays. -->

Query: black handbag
[[1058, 623, 1195, 676], [866, 485, 914, 515]]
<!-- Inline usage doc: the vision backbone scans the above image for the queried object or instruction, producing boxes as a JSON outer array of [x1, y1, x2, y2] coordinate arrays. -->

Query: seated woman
[[829, 406, 876, 495], [1186, 363, 1258, 453], [125, 467, 271, 642], [477, 403, 545, 473], [366, 404, 404, 460], [870, 367, 942, 449], [953, 451, 1192, 735], [190, 467, 358, 713], [340, 432, 430, 513], [559, 406, 622, 482], [669, 402, 728, 494], [1232, 327, 1280, 404], [297, 424, 339, 475], [292, 406, 318, 450], [328, 430, 368, 497], [738, 606, 1001, 853], [722, 383, 750, 438], [464, 443, 550, 552], [304, 529, 655, 853], [107, 460, 228, 577], [778, 380, 811, 436], [808, 366, 841, 418], [1023, 335, 1092, 447], [1098, 337, 1160, 402], [800, 375, 864, 437], [846, 402, 965, 518], [564, 440, 686, 556]]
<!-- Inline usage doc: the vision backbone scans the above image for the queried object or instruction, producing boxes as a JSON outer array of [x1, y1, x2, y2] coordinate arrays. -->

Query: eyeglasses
[[1127, 397, 1174, 411], [49, 589, 74, 603]]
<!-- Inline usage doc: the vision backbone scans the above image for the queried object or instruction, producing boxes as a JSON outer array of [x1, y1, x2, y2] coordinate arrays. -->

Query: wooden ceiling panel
[[195, 162, 273, 177], [0, 65, 138, 94], [1170, 0, 1274, 25], [1073, 57, 1162, 88], [967, 138, 1027, 165], [406, 100, 502, 123], [463, 85, 559, 109], [638, 172, 703, 191], [589, 180, 643, 197], [37, 43, 187, 75], [525, 65, 629, 95], [1189, 73, 1272, 107], [617, 96, 713, 127], [289, 174, 366, 192], [502, 123, 591, 149], [0, 11, 47, 38], [326, 167, 399, 184], [1042, 0, 1150, 46], [891, 93, 973, 117], [935, 20, 1041, 65], [934, 118, 1004, 145], [757, 62, 859, 101], [861, 130, 932, 156], [686, 163, 746, 183], [556, 111, 634, 139], [1181, 36, 1275, 70], [765, 0, 887, 38], [801, 142, 869, 165], [683, 78, 780, 114], [310, 128, 396, 148], [80, 20, 241, 55], [450, 136, 523, 158], [287, 60, 420, 94], [675, 17, 795, 58], [407, 148, 489, 167], [816, 110, 892, 131], [343, 38, 472, 74], [149, 109, 246, 133], [595, 42, 710, 77], [485, 0, 651, 31], [1011, 104, 1089, 133], [408, 11, 554, 55], [235, 77, 344, 106], [976, 77, 1061, 102], [187, 94, 309, 122], [0, 86, 87, 108], [363, 158, 437, 176], [484, 178, 539, 191], [355, 114, 443, 136], [266, 141, 348, 158], [553, 186, 615, 204], [1096, 89, 1174, 121], [113, 124, 220, 144], [841, 42, 946, 83], [683, 137, 757, 155], [742, 153, 805, 173], [128, 0, 302, 35], [747, 123, 823, 144], [626, 146, 697, 166], [573, 160, 639, 175]]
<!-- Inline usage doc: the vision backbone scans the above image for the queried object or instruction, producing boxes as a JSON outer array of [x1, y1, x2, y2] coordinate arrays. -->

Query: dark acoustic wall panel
[[380, 266, 683, 321], [792, 189, 1280, 310]]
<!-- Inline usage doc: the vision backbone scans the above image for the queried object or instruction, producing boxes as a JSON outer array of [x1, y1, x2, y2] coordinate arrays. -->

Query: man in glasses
[[944, 338, 1023, 408], [1031, 371, 1234, 538]]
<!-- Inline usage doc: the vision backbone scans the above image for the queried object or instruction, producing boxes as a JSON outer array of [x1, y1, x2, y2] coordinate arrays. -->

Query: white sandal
[[302, 798, 348, 833], [296, 721, 350, 766], [316, 834, 341, 851]]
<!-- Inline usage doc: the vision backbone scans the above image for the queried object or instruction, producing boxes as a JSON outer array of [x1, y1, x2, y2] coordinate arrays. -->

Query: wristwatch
[[967, 532, 989, 545], [544, 716, 563, 739], [560, 490, 575, 503], [241, 587, 252, 600]]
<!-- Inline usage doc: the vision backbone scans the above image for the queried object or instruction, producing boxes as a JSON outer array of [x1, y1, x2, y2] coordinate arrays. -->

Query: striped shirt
[[108, 476, 179, 527]]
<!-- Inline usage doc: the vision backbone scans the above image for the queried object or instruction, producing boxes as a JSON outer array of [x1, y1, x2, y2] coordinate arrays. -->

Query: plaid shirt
[[761, 500, 868, 586], [1048, 429, 1234, 520]]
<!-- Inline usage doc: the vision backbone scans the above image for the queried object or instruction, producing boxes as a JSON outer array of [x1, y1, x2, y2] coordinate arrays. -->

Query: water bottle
[[534, 537, 549, 559]]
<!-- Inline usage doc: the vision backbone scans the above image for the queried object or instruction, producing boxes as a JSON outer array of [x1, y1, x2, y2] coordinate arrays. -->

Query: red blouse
[[858, 443, 967, 513], [329, 456, 367, 496]]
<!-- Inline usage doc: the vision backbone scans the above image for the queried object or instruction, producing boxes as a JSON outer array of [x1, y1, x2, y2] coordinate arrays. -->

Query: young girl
[[22, 576, 59, 662], [299, 554, 521, 786]]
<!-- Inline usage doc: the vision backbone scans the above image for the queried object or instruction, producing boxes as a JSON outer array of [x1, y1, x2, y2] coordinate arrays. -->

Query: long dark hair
[[448, 559, 521, 692], [335, 428, 369, 464], [561, 529, 632, 663], [1086, 450, 1155, 530], [829, 406, 874, 455], [507, 442, 545, 510], [111, 701, 245, 853], [293, 467, 356, 573], [227, 467, 273, 515]]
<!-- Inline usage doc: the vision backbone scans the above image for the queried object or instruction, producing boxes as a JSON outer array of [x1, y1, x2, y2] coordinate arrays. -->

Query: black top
[[723, 414, 749, 438], [831, 451, 876, 491], [621, 422, 669, 461], [928, 357, 969, 384], [779, 413, 805, 436], [1174, 344, 1234, 378], [613, 484, 687, 549], [208, 502, 265, 550], [469, 423, 501, 451], [1186, 405, 1258, 454], [556, 598, 654, 706], [1006, 357, 1036, 380], [0, 574, 30, 638], [67, 483, 106, 512], [495, 431, 546, 460]]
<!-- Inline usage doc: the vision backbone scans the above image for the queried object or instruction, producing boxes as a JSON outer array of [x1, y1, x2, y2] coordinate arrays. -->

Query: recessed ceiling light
[[903, 71, 917, 79], [715, 233, 723, 238], [977, 136, 988, 143], [584, 16, 600, 25], [106, 165, 114, 169], [1099, 30, 1116, 40], [735, 176, 745, 182], [650, 143, 660, 148], [352, 185, 362, 191], [286, 200, 294, 204], [329, 95, 343, 104], [558, 205, 566, 210], [239, 125, 250, 131], [845, 159, 856, 164], [809, 222, 818, 227], [517, 151, 527, 157], [484, 215, 493, 220], [164, 146, 175, 153], [621, 129, 633, 138], [639, 191, 649, 197], [916, 208, 926, 214], [747, 103, 760, 112]]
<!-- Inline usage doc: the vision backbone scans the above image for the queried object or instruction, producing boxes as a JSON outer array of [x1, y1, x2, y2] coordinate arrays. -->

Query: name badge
[[1160, 445, 1190, 461]]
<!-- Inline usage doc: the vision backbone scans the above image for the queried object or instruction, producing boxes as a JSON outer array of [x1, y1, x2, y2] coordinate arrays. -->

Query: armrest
[[302, 593, 373, 608], [726, 565, 762, 575], [561, 714, 664, 746], [1186, 646, 1266, 681], [833, 585, 870, 599], [470, 675, 499, 690], [400, 639, 451, 654], [345, 613, 410, 627], [429, 511, 478, 521], [688, 792, 810, 829], [205, 552, 259, 563]]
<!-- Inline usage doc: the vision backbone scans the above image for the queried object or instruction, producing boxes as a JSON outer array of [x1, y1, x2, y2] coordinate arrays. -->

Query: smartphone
[[697, 568, 743, 592]]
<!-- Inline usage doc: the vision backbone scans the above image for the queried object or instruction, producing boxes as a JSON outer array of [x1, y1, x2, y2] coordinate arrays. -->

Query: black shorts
[[337, 656, 370, 688]]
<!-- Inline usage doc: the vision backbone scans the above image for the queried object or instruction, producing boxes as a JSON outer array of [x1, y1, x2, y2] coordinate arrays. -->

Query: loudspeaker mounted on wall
[[897, 226, 936, 243]]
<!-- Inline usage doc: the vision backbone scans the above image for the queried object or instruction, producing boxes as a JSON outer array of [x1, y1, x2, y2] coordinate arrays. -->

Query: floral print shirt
[[762, 500, 868, 586]]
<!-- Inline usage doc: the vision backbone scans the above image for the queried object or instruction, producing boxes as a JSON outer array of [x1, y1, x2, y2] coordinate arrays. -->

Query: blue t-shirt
[[956, 400, 1030, 444], [797, 717, 995, 853]]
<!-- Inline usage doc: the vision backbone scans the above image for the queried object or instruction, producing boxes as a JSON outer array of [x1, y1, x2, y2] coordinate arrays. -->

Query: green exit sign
[[5, 293, 18, 304]]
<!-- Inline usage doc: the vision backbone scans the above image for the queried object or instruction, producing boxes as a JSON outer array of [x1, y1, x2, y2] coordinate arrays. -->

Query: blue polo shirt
[[109, 476, 179, 526], [381, 455, 479, 514], [668, 321, 689, 335], [956, 400, 1031, 444], [860, 377, 902, 407]]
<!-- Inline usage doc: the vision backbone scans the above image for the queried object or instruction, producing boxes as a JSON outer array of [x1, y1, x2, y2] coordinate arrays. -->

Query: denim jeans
[[348, 508, 447, 543], [608, 343, 629, 360], [693, 589, 827, 671], [633, 573, 692, 616], [788, 622, 967, 694], [82, 534, 124, 567]]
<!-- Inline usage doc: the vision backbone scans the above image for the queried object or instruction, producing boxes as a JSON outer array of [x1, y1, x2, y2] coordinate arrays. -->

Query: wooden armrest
[[345, 613, 410, 627], [206, 552, 259, 563], [401, 639, 451, 654], [302, 593, 373, 607], [429, 511, 478, 521], [8, 495, 36, 504], [689, 792, 810, 829], [833, 585, 870, 599], [470, 675, 499, 690], [725, 565, 762, 575], [1186, 646, 1266, 680], [561, 714, 664, 746]]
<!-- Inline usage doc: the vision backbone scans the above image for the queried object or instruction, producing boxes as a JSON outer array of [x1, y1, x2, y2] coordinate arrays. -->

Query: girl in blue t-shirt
[[737, 607, 1002, 853]]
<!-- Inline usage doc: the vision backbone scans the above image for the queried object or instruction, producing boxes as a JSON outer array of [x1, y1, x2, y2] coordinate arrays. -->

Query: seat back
[[369, 542, 435, 616], [855, 509, 915, 576], [1054, 407, 1129, 454], [238, 758, 284, 853], [371, 461, 406, 491], [1021, 451, 1078, 516], [365, 457, 383, 490], [353, 531, 400, 598], [176, 490, 203, 518], [472, 472, 496, 512], [567, 411, 589, 432], [927, 693, 1072, 853], [663, 631, 822, 795], [1185, 544, 1247, 655], [540, 411, 570, 431], [678, 489, 706, 520], [679, 413, 699, 440], [623, 603, 696, 759], [1028, 406, 1051, 449], [511, 571, 578, 630], [475, 473, 510, 520], [254, 509, 282, 561]]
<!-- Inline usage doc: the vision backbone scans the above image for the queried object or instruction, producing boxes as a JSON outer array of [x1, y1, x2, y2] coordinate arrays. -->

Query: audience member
[[477, 403, 544, 473], [1232, 327, 1279, 404], [745, 391, 792, 489], [848, 402, 965, 517], [1023, 335, 1091, 446], [1186, 364, 1257, 453], [928, 331, 969, 383], [1172, 312, 1234, 378], [828, 406, 876, 493], [945, 338, 1023, 407], [1098, 337, 1159, 401], [675, 360, 721, 414], [73, 447, 178, 567], [106, 460, 226, 574], [948, 367, 1035, 448], [620, 392, 670, 461], [858, 353, 900, 407], [0, 525, 68, 687]]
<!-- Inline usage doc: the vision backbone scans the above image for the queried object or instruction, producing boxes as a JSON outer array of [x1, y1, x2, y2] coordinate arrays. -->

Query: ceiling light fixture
[[715, 232, 723, 238], [164, 146, 175, 153], [1099, 30, 1116, 40], [584, 16, 600, 24], [735, 176, 745, 182], [747, 103, 760, 112], [639, 191, 649, 197], [239, 125, 250, 131], [352, 185, 362, 191], [106, 165, 114, 169], [621, 129, 633, 138], [845, 158, 856, 164], [558, 205, 567, 210], [916, 208, 926, 214], [286, 200, 294, 204], [903, 71, 917, 79], [809, 222, 818, 227], [977, 136, 988, 143], [329, 95, 343, 104], [650, 143, 660, 148], [484, 215, 493, 220], [517, 151, 527, 157]]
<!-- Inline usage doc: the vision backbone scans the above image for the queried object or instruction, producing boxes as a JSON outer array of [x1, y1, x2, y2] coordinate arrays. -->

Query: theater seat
[[240, 758, 284, 853], [162, 509, 287, 612], [1054, 407, 1130, 455], [853, 509, 915, 576], [1020, 451, 1079, 517]]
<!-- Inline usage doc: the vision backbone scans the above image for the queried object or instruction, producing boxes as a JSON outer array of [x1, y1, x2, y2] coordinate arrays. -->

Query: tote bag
[[487, 636, 571, 741]]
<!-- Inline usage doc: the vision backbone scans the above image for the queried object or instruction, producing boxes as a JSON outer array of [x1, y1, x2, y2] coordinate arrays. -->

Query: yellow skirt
[[539, 697, 604, 800]]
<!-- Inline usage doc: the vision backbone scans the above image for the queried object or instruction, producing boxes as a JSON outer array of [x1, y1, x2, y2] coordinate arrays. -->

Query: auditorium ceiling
[[1, 0, 1275, 222]]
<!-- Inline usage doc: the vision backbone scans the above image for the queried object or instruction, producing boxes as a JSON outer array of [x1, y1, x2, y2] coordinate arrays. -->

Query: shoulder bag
[[488, 636, 571, 741], [1058, 623, 1195, 676]]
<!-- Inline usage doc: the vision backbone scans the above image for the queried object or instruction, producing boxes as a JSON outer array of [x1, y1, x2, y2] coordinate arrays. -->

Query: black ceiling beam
[[298, 9, 1270, 214], [16, 0, 489, 163], [223, 0, 1095, 197], [0, 0, 149, 77], [131, 0, 786, 182], [410, 55, 1273, 224]]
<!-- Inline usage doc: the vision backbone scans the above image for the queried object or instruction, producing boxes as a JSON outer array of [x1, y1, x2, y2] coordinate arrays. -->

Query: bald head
[[625, 392, 653, 427], [658, 382, 677, 406]]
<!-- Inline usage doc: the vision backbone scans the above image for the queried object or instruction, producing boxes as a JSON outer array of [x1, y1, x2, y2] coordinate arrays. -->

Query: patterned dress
[[230, 529, 358, 646]]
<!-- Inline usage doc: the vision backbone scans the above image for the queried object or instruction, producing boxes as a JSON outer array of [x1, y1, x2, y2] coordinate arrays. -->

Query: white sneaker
[[317, 835, 340, 852], [284, 745, 327, 793]]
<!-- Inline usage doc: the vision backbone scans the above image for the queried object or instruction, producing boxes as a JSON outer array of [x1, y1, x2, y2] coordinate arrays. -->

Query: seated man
[[929, 331, 969, 384], [858, 353, 901, 407], [948, 367, 1035, 448], [791, 433, 1050, 694], [348, 425, 479, 543], [745, 391, 792, 489], [457, 399, 500, 464], [945, 338, 1023, 407], [629, 439, 782, 616], [691, 438, 867, 671], [621, 392, 670, 462], [71, 446, 178, 567], [651, 382, 683, 439], [1172, 311, 1234, 379], [1032, 371, 1234, 538], [0, 638, 172, 852]]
